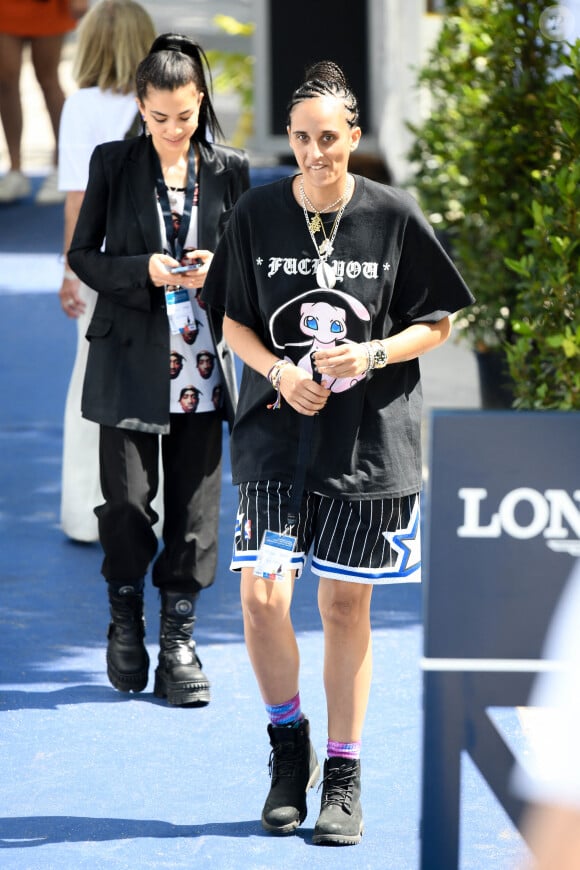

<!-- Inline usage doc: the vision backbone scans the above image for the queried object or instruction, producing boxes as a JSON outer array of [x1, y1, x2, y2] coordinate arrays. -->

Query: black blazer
[[68, 134, 249, 434]]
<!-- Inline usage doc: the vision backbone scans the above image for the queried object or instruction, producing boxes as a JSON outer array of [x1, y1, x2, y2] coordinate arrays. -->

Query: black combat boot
[[312, 757, 363, 845], [261, 718, 320, 834], [153, 590, 210, 707], [106, 581, 149, 693]]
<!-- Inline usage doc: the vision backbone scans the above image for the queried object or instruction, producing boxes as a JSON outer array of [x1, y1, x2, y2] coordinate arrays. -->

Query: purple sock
[[266, 692, 302, 726], [327, 739, 361, 760]]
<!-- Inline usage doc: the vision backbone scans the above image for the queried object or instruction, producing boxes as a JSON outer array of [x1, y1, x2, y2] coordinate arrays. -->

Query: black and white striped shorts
[[232, 481, 421, 584]]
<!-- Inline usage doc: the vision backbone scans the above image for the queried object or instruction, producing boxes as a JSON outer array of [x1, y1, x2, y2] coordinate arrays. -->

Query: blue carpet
[[0, 178, 527, 869]]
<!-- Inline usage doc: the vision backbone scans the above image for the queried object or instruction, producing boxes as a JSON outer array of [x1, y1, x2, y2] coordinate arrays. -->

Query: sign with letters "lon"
[[425, 411, 580, 661], [421, 410, 580, 870]]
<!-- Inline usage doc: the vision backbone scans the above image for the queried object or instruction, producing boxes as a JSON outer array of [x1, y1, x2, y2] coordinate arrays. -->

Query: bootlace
[[268, 741, 301, 784], [319, 763, 354, 811], [160, 615, 195, 654], [110, 592, 144, 634]]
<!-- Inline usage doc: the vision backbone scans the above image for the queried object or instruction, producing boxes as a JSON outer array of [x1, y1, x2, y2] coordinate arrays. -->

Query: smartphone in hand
[[170, 260, 203, 275]]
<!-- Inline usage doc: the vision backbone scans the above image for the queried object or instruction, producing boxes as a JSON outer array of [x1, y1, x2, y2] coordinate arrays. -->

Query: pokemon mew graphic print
[[269, 287, 371, 393]]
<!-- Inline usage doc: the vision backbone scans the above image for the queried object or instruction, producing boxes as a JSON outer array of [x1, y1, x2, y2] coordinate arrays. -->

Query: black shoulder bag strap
[[286, 354, 322, 531]]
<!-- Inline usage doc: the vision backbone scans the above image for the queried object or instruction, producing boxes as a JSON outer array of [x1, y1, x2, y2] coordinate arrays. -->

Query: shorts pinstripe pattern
[[232, 481, 421, 584]]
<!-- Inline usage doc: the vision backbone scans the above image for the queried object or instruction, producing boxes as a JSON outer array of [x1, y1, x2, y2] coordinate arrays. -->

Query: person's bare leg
[[242, 566, 319, 834], [0, 34, 24, 171], [318, 577, 373, 742], [240, 567, 299, 704], [313, 577, 371, 845], [30, 34, 66, 167]]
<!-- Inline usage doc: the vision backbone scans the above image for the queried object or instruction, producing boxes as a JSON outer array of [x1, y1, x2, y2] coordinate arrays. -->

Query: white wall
[[378, 1, 442, 184]]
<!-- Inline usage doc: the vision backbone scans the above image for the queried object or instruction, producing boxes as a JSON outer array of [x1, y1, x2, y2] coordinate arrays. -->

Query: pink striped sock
[[266, 692, 302, 726], [327, 739, 361, 760]]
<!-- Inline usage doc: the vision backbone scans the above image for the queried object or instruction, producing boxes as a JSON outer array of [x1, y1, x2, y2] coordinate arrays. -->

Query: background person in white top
[[512, 559, 580, 869], [57, 0, 156, 542]]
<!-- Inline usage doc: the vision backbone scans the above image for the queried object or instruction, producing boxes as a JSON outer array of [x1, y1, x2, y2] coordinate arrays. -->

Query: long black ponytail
[[136, 33, 223, 142]]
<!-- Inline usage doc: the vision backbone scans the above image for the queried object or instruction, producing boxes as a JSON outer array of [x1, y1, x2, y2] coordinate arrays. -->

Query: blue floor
[[0, 181, 528, 869]]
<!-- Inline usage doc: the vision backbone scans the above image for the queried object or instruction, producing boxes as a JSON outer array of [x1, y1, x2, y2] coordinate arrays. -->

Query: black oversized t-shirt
[[203, 175, 474, 499]]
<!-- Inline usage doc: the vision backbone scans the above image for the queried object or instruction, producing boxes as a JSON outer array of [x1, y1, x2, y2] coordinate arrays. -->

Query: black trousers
[[96, 412, 222, 592]]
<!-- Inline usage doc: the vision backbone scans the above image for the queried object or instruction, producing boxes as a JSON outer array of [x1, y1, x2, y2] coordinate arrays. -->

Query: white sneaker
[[0, 170, 32, 203], [35, 169, 65, 205]]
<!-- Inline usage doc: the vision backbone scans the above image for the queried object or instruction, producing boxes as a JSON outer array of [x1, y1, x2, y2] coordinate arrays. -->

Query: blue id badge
[[254, 529, 297, 581]]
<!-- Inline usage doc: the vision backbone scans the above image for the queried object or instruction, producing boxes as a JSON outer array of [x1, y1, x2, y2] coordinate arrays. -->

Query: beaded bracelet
[[266, 359, 292, 410]]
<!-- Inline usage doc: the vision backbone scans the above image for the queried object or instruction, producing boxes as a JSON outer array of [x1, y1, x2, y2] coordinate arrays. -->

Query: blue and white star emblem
[[382, 499, 421, 579]]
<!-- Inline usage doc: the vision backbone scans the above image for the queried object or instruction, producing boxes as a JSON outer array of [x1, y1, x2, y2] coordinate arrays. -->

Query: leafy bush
[[504, 41, 580, 409], [407, 0, 562, 352]]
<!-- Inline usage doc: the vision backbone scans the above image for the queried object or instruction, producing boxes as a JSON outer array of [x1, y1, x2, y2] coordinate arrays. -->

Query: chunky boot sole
[[106, 650, 149, 693], [312, 821, 364, 846], [153, 667, 210, 707], [261, 760, 320, 834], [261, 814, 303, 835]]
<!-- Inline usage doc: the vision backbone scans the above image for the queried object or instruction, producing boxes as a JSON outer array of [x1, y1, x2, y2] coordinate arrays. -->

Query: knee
[[0, 74, 17, 90], [96, 500, 155, 535], [241, 579, 290, 635], [319, 588, 368, 631]]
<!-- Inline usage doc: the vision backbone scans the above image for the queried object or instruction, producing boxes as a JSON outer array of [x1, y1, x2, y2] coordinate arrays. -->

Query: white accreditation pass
[[254, 530, 297, 581], [165, 287, 195, 335]]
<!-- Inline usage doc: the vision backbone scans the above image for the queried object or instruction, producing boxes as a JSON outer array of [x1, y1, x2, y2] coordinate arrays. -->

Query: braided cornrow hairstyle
[[135, 33, 224, 142], [287, 60, 359, 128]]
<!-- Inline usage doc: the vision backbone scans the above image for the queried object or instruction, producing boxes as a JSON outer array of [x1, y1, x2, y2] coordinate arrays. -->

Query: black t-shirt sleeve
[[202, 198, 263, 331], [391, 192, 475, 324]]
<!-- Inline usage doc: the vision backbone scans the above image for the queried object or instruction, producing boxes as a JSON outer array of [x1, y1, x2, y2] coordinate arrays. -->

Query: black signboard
[[421, 411, 580, 868]]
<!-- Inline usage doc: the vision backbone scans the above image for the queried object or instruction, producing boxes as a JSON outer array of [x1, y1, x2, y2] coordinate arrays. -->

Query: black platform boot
[[312, 757, 364, 846], [153, 590, 210, 707], [106, 581, 149, 693], [261, 718, 320, 834]]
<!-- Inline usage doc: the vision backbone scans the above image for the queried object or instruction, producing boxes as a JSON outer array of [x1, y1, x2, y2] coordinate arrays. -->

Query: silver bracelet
[[363, 342, 373, 372], [63, 268, 77, 281]]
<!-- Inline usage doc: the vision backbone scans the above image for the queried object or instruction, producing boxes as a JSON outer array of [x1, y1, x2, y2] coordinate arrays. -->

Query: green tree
[[504, 41, 580, 409], [407, 0, 561, 352]]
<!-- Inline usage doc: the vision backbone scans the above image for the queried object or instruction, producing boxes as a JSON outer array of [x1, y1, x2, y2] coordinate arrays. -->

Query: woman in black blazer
[[68, 34, 249, 707]]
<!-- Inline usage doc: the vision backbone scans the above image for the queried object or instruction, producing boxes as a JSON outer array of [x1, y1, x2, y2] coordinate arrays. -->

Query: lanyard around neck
[[154, 142, 197, 262]]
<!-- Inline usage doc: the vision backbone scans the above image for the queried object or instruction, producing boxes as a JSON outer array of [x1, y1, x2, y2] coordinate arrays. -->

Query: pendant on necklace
[[316, 261, 337, 289], [318, 239, 333, 257], [308, 213, 322, 234]]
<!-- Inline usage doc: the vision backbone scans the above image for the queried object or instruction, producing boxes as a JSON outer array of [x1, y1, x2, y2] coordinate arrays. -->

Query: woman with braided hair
[[203, 60, 473, 844]]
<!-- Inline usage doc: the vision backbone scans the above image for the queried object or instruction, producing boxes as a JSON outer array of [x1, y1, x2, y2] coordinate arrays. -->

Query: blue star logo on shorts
[[382, 499, 421, 579]]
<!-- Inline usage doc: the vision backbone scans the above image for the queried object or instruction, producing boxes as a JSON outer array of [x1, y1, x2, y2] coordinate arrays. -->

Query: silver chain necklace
[[302, 187, 345, 216], [299, 177, 351, 288]]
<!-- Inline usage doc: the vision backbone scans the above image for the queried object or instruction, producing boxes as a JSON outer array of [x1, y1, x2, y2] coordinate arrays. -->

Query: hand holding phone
[[170, 259, 203, 275]]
